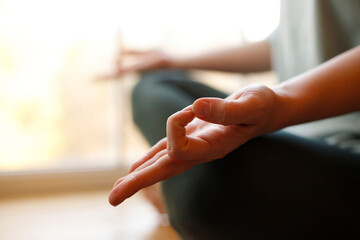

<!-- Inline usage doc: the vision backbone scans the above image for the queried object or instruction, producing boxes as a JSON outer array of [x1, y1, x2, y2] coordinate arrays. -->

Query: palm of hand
[[109, 85, 277, 206]]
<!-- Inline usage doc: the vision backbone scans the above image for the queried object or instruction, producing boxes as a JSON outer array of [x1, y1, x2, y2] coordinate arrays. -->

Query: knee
[[131, 70, 191, 145], [131, 80, 169, 145], [131, 71, 169, 128], [131, 72, 162, 113], [160, 134, 284, 238], [131, 69, 189, 119], [161, 133, 360, 239], [161, 158, 245, 240], [159, 136, 279, 239]]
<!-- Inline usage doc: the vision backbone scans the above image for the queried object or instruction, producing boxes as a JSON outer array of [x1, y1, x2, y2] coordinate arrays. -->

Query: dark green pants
[[132, 70, 360, 240]]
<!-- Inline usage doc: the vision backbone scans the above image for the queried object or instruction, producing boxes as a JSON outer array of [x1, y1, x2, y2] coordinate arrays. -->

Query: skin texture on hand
[[109, 85, 279, 206], [108, 45, 360, 207]]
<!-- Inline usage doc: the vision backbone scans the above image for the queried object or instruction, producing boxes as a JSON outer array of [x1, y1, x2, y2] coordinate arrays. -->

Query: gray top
[[269, 0, 360, 153]]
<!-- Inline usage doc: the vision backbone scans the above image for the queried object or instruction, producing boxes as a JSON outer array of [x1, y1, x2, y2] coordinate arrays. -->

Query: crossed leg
[[132, 70, 360, 239]]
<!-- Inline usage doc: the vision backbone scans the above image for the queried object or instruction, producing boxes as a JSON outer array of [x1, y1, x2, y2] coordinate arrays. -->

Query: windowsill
[[0, 165, 128, 198]]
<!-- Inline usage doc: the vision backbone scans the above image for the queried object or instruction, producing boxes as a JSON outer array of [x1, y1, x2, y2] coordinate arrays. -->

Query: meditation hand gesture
[[109, 85, 280, 206], [99, 50, 174, 80]]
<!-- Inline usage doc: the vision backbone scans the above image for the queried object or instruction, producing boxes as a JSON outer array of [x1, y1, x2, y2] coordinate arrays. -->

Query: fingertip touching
[[193, 99, 210, 118], [166, 105, 195, 159], [166, 105, 195, 135], [193, 98, 242, 125]]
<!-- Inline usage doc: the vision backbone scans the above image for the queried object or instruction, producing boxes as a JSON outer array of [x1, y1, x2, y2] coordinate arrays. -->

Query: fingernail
[[194, 100, 209, 118]]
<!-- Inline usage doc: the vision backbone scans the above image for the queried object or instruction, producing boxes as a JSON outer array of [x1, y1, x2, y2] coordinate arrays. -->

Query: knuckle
[[167, 146, 185, 160], [153, 159, 170, 170], [116, 178, 124, 185], [113, 179, 122, 187], [216, 101, 227, 123], [221, 101, 237, 124], [125, 174, 141, 188], [167, 147, 179, 159]]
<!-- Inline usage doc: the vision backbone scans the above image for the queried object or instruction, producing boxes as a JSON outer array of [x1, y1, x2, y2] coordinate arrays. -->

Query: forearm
[[171, 40, 272, 73], [273, 45, 360, 130]]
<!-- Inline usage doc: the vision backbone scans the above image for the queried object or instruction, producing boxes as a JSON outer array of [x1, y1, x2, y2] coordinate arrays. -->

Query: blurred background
[[0, 0, 279, 239]]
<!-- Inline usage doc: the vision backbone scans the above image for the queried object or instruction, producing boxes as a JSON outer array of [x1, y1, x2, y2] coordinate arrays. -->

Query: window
[[0, 0, 126, 172], [0, 0, 279, 192]]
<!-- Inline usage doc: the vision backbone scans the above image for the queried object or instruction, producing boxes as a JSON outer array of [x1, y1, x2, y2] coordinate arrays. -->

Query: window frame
[[0, 164, 128, 197]]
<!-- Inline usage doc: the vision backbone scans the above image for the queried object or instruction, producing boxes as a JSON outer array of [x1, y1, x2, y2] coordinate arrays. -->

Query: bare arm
[[100, 40, 272, 79], [109, 45, 360, 206], [274, 45, 360, 130], [172, 40, 272, 73]]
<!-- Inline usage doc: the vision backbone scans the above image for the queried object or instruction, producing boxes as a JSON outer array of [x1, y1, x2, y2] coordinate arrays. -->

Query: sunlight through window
[[0, 0, 279, 172]]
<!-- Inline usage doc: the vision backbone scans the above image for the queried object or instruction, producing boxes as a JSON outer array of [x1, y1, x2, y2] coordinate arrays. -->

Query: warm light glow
[[0, 0, 279, 171]]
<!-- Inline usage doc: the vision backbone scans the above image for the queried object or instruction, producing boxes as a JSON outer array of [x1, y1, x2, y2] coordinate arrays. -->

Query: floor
[[0, 190, 180, 240]]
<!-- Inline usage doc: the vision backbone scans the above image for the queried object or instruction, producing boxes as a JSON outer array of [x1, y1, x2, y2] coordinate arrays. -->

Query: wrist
[[271, 85, 293, 132]]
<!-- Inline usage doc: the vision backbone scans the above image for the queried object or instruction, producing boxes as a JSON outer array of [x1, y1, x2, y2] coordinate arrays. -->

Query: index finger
[[166, 105, 194, 157], [109, 154, 194, 206], [128, 138, 167, 173]]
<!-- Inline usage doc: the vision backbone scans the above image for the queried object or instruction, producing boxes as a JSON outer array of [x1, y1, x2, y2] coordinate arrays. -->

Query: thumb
[[193, 98, 246, 125]]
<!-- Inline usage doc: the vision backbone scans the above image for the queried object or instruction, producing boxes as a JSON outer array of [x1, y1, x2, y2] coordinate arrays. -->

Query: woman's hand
[[109, 85, 281, 206], [98, 41, 273, 81], [108, 46, 360, 206], [99, 50, 174, 80]]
